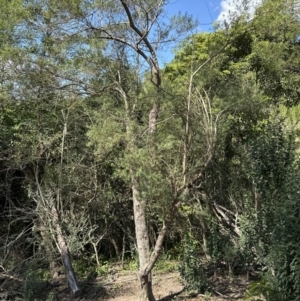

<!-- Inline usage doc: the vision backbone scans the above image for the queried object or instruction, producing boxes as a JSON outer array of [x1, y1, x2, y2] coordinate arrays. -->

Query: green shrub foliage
[[179, 234, 208, 293]]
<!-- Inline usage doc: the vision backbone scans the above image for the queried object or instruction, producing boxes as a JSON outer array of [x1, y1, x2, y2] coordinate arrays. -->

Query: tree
[[76, 2, 195, 300]]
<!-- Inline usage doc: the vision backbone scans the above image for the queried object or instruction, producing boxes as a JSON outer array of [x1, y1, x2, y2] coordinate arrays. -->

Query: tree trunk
[[51, 205, 82, 297], [121, 233, 126, 269], [110, 238, 120, 257], [139, 273, 155, 301], [49, 261, 59, 279], [132, 175, 156, 301], [39, 224, 60, 279], [116, 55, 161, 300]]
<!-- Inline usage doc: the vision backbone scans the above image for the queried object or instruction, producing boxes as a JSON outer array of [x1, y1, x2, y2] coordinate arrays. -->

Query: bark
[[110, 238, 120, 257], [131, 178, 169, 301], [149, 104, 159, 133], [139, 275, 156, 301], [49, 261, 59, 279], [131, 175, 156, 301], [142, 223, 167, 278], [199, 216, 208, 256], [51, 205, 82, 297], [121, 233, 126, 269], [212, 202, 241, 237], [38, 224, 60, 279]]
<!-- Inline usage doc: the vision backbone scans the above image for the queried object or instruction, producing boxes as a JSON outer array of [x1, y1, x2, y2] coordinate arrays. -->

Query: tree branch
[[119, 0, 161, 86], [141, 222, 168, 277]]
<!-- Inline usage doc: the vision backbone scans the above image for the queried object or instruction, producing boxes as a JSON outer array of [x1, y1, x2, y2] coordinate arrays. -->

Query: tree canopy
[[1, 0, 300, 300]]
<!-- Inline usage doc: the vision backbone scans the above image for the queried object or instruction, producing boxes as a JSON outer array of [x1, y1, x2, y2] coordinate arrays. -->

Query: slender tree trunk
[[110, 238, 120, 257], [39, 225, 59, 279], [51, 205, 82, 297], [121, 233, 126, 269], [132, 176, 156, 301], [116, 65, 161, 301]]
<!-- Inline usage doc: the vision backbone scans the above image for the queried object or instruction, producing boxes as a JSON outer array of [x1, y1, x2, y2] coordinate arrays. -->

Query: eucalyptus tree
[[68, 2, 197, 300], [85, 12, 244, 301]]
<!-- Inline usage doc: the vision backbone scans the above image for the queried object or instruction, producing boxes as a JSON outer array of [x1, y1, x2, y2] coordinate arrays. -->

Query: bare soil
[[0, 271, 251, 300]]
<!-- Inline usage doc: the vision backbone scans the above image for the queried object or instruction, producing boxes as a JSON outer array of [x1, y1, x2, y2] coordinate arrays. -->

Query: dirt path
[[70, 272, 249, 301], [0, 271, 250, 300]]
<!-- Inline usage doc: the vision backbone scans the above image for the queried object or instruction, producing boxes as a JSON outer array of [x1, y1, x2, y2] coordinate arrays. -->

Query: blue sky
[[165, 0, 263, 31], [159, 0, 223, 64], [166, 0, 222, 32]]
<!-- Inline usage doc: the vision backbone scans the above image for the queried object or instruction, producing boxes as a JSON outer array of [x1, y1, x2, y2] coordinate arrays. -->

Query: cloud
[[217, 0, 262, 24]]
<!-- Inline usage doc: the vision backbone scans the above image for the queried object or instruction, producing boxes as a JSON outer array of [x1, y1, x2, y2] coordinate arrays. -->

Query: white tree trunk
[[132, 176, 156, 301]]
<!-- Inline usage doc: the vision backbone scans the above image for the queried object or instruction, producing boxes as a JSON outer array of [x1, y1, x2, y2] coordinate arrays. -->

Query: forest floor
[[90, 271, 250, 301], [1, 269, 252, 300]]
